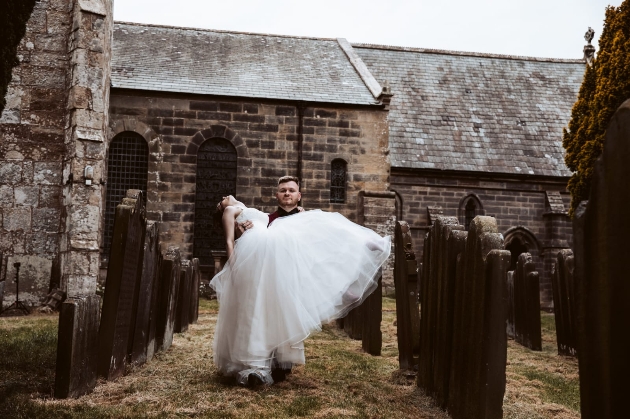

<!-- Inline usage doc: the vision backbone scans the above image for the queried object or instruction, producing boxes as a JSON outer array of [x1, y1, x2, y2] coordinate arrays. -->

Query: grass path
[[0, 297, 579, 418]]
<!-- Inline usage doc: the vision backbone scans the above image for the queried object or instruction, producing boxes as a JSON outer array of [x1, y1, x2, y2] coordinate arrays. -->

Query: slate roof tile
[[357, 45, 585, 176], [111, 22, 378, 106]]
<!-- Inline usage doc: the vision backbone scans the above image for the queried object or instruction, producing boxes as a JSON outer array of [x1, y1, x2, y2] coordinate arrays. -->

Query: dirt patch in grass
[[0, 298, 579, 418]]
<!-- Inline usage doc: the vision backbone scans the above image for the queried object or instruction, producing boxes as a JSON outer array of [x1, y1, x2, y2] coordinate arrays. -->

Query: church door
[[193, 137, 237, 266]]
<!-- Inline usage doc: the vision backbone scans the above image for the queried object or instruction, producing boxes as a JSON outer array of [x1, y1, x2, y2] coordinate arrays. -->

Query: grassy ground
[[0, 298, 579, 418]]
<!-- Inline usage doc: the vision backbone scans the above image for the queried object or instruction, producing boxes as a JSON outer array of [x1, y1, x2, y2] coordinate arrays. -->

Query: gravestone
[[447, 216, 510, 419], [551, 249, 576, 356], [54, 295, 101, 398], [506, 272, 515, 338], [129, 220, 160, 366], [97, 190, 146, 380], [190, 258, 200, 324], [174, 260, 192, 334], [512, 253, 542, 351], [418, 216, 463, 402], [155, 246, 181, 352], [361, 270, 382, 356], [394, 221, 420, 370], [146, 247, 164, 362], [573, 99, 630, 419]]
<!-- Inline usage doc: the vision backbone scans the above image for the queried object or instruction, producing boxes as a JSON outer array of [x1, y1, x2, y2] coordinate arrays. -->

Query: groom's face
[[276, 181, 301, 209]]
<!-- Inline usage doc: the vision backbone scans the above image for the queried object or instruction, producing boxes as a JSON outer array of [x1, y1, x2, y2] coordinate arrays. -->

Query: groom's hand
[[240, 220, 253, 232]]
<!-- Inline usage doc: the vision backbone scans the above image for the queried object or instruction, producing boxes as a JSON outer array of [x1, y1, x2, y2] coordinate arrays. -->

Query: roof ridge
[[114, 21, 338, 42], [336, 38, 382, 99], [352, 42, 585, 64]]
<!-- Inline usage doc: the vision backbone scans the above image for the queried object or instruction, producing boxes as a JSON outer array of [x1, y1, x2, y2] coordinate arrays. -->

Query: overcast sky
[[114, 0, 620, 60]]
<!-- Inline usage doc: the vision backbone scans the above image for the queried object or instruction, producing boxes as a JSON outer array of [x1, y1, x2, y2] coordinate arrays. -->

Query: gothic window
[[459, 194, 484, 230], [330, 159, 347, 203], [465, 199, 477, 230], [104, 132, 149, 257], [193, 137, 237, 266]]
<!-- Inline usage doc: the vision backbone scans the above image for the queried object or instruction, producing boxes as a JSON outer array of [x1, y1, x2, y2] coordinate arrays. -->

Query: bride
[[210, 195, 391, 386]]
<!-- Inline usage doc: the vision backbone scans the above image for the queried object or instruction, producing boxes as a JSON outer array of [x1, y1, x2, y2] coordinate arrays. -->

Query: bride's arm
[[222, 206, 240, 259]]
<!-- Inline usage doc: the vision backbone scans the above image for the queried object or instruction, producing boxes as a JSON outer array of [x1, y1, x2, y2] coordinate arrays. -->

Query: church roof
[[111, 23, 380, 106], [356, 44, 585, 176]]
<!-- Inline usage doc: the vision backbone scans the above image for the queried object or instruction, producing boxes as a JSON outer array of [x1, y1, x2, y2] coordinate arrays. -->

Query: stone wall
[[0, 0, 113, 305], [0, 0, 72, 305], [108, 92, 389, 260], [392, 170, 572, 306]]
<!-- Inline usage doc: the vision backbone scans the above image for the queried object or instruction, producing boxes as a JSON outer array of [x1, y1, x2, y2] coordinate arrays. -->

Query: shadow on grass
[[0, 315, 58, 418]]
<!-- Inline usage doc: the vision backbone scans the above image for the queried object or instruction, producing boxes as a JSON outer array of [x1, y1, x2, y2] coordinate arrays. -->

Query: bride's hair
[[213, 207, 224, 229]]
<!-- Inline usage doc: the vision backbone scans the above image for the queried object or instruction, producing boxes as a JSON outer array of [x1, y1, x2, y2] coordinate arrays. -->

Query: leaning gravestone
[[155, 246, 181, 353], [551, 249, 577, 356], [54, 295, 101, 398], [361, 270, 382, 356], [129, 220, 160, 366], [97, 190, 146, 381], [174, 260, 192, 334], [573, 99, 630, 419], [394, 221, 420, 370], [190, 258, 201, 324], [512, 253, 541, 351]]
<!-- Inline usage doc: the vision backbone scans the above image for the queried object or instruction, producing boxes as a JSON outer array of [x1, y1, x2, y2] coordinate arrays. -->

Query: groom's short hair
[[278, 175, 300, 188]]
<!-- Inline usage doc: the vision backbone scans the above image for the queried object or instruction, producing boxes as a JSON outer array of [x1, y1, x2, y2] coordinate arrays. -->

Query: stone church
[[0, 0, 585, 310]]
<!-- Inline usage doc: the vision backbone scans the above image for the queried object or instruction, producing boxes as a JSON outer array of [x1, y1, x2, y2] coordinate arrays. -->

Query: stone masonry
[[108, 93, 390, 260], [0, 0, 113, 305]]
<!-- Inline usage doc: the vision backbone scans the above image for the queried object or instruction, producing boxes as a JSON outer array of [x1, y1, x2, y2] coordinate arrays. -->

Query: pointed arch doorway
[[193, 137, 237, 267]]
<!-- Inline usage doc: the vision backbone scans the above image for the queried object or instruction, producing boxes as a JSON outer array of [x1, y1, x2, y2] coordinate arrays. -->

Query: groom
[[238, 175, 302, 383]]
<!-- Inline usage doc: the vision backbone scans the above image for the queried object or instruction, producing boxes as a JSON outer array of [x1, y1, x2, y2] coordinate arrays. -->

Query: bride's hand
[[297, 206, 304, 212]]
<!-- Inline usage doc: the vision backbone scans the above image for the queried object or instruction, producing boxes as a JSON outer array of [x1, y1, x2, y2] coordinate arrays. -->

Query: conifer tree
[[563, 1, 630, 215]]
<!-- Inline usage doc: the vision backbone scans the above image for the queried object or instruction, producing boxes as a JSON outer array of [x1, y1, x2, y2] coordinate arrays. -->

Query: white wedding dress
[[210, 208, 391, 383]]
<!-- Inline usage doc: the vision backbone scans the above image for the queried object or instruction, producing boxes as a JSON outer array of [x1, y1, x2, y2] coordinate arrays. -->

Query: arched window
[[193, 137, 237, 266], [465, 199, 477, 230], [330, 159, 347, 203], [104, 132, 149, 256], [459, 194, 484, 230], [504, 227, 541, 271]]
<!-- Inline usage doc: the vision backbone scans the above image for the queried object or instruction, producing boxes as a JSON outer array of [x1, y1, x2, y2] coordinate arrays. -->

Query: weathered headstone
[[97, 190, 146, 380], [551, 249, 577, 356], [506, 271, 515, 338], [418, 216, 464, 403], [190, 258, 201, 324], [146, 249, 164, 362], [129, 220, 160, 366], [512, 253, 542, 351], [361, 270, 382, 356], [155, 246, 181, 353], [343, 303, 363, 340], [394, 221, 420, 370], [174, 260, 192, 334], [447, 216, 510, 419], [54, 295, 101, 398], [573, 99, 630, 419]]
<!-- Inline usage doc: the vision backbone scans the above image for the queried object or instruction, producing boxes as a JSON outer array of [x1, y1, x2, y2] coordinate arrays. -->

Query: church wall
[[108, 91, 389, 262], [0, 0, 73, 306], [392, 170, 572, 307]]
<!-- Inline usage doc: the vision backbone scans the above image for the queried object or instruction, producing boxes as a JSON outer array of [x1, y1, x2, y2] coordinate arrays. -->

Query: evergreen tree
[[0, 0, 37, 114], [563, 1, 630, 215]]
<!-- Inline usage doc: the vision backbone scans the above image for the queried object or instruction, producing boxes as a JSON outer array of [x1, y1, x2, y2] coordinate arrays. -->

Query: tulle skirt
[[210, 210, 391, 377]]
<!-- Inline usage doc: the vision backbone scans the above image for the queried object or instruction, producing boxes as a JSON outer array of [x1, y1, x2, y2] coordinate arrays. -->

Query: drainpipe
[[296, 102, 305, 184]]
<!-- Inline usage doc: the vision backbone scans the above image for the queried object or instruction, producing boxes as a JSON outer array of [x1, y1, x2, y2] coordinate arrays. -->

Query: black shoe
[[271, 367, 292, 382], [247, 372, 264, 387]]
